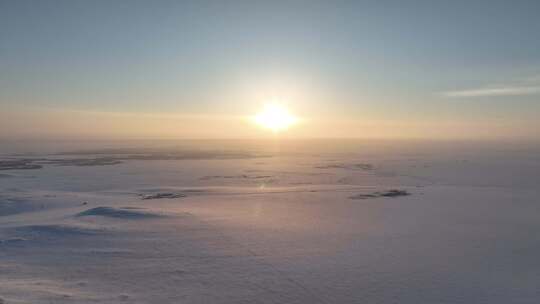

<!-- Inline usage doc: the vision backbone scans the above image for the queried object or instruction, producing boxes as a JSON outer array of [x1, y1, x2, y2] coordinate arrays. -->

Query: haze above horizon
[[1, 0, 540, 140]]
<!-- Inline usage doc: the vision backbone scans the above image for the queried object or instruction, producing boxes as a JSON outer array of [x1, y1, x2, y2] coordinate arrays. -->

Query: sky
[[1, 0, 540, 140]]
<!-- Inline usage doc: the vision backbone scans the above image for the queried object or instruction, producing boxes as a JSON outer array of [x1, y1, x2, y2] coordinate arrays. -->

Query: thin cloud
[[443, 86, 540, 98], [443, 74, 540, 98]]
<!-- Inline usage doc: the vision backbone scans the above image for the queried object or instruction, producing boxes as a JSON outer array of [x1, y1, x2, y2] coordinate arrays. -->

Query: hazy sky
[[1, 0, 540, 140]]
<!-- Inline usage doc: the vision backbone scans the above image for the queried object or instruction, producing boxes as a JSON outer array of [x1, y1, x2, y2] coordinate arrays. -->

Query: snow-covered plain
[[1, 140, 539, 303]]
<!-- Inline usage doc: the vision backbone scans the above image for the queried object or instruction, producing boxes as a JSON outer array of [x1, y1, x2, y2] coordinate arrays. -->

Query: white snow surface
[[1, 140, 539, 303]]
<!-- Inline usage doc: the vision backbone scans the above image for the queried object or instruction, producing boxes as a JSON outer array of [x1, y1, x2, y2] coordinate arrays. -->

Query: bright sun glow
[[253, 104, 298, 132]]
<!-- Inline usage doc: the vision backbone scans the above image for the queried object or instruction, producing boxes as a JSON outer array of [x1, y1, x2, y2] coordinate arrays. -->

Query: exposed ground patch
[[0, 160, 42, 170], [349, 189, 410, 200], [200, 174, 273, 180], [315, 163, 374, 170], [45, 158, 123, 167], [139, 193, 187, 200]]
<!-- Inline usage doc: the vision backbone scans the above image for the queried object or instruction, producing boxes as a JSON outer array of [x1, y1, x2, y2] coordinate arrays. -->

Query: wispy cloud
[[443, 85, 540, 98], [442, 74, 540, 98]]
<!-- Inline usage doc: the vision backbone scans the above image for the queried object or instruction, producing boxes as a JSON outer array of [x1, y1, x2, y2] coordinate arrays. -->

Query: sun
[[253, 103, 298, 132]]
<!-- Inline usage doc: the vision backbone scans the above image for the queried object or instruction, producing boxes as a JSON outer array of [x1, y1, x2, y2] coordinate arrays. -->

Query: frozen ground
[[1, 140, 539, 303]]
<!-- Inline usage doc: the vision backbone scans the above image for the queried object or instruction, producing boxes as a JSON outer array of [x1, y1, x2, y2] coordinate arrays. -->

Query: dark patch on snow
[[1, 150, 269, 172], [0, 159, 42, 170], [0, 237, 27, 245], [315, 163, 374, 170], [200, 174, 273, 180], [139, 193, 187, 200], [13, 224, 105, 237], [349, 189, 410, 200], [77, 206, 163, 219], [46, 157, 123, 167], [57, 149, 268, 160]]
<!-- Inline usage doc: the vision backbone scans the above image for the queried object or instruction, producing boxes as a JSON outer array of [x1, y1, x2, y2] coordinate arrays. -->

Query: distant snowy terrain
[[1, 140, 539, 303]]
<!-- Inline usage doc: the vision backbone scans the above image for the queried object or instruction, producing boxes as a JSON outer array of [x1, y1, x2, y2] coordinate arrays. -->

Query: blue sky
[[1, 0, 540, 139]]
